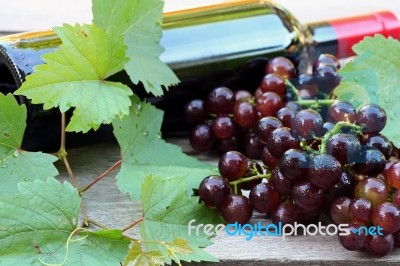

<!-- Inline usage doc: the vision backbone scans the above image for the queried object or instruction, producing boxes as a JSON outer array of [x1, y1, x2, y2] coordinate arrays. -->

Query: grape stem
[[229, 173, 272, 187], [285, 79, 336, 107], [57, 112, 90, 227], [79, 159, 122, 193], [300, 141, 319, 154], [285, 79, 300, 98], [122, 217, 144, 232], [84, 218, 110, 230], [320, 121, 362, 154], [296, 99, 336, 106]]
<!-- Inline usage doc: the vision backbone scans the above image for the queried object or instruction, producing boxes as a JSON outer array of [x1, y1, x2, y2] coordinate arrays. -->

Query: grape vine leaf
[[0, 151, 58, 196], [166, 238, 194, 258], [0, 178, 130, 265], [123, 241, 164, 266], [14, 23, 133, 133], [113, 101, 216, 200], [92, 0, 179, 96], [0, 93, 26, 157], [0, 93, 58, 196], [140, 175, 221, 264], [333, 34, 400, 147]]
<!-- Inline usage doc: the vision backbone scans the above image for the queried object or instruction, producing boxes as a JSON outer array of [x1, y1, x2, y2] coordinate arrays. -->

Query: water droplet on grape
[[24, 178, 30, 181], [2, 164, 8, 168], [143, 130, 149, 136], [156, 133, 162, 139]]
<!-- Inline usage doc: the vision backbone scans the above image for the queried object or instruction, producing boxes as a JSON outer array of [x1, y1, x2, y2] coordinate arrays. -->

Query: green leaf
[[140, 176, 221, 264], [92, 0, 179, 96], [123, 241, 164, 266], [63, 230, 129, 266], [0, 178, 129, 265], [333, 34, 400, 146], [15, 23, 133, 133], [0, 92, 59, 196], [0, 93, 26, 158], [0, 178, 80, 265], [0, 151, 58, 196], [166, 238, 194, 258], [113, 102, 215, 200]]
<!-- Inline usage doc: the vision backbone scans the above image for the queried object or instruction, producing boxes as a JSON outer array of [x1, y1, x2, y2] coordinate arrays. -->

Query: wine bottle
[[0, 0, 399, 150]]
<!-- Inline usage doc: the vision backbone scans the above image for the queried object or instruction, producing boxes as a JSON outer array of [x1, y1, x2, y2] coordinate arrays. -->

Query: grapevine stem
[[233, 184, 238, 194], [58, 113, 90, 226], [285, 79, 336, 107], [60, 112, 66, 152], [122, 235, 138, 242], [79, 204, 89, 227], [300, 140, 319, 154], [296, 99, 336, 106], [229, 173, 271, 187], [122, 217, 144, 232], [80, 159, 122, 193], [285, 79, 300, 98], [63, 156, 79, 188], [320, 121, 362, 154], [85, 218, 110, 230], [58, 112, 78, 188]]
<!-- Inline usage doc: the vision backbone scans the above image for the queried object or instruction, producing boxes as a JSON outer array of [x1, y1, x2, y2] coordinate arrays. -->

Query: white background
[[0, 0, 399, 33]]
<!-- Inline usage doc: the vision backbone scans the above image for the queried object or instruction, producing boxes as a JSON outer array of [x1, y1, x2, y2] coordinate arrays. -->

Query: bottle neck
[[307, 21, 338, 58], [308, 11, 400, 59]]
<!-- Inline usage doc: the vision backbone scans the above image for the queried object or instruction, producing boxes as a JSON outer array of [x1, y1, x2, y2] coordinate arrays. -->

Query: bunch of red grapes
[[185, 54, 340, 157], [186, 54, 400, 257]]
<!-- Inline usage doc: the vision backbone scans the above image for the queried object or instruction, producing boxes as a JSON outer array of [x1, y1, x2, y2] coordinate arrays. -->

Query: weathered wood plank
[[58, 140, 400, 265]]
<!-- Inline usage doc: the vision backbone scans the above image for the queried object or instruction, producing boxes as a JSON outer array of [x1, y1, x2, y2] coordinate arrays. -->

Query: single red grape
[[266, 57, 296, 79], [198, 175, 230, 207], [260, 73, 285, 95], [354, 178, 388, 209], [233, 102, 258, 128], [249, 183, 280, 213], [256, 92, 283, 117], [190, 124, 216, 151], [356, 104, 387, 134], [219, 194, 253, 224], [218, 151, 248, 181]]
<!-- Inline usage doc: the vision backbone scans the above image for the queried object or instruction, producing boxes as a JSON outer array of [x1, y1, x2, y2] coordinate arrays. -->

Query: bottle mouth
[[328, 10, 400, 58]]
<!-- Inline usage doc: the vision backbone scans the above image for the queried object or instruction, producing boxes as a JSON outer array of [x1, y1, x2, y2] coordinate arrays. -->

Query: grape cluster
[[198, 151, 270, 224], [192, 54, 400, 257], [185, 54, 341, 158]]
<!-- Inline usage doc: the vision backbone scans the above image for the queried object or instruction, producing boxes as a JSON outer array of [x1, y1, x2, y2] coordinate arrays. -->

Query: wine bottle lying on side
[[0, 0, 399, 151]]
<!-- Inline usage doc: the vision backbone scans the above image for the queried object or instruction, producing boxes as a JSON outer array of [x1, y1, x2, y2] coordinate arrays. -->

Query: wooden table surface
[[60, 140, 400, 265], [1, 0, 400, 265]]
